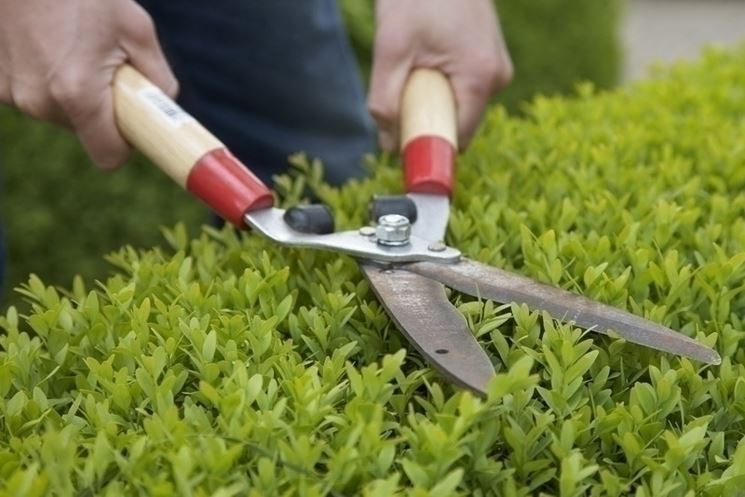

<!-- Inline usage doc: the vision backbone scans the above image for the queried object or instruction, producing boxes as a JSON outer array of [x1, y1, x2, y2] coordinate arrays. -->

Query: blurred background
[[1, 0, 744, 310], [622, 0, 745, 81]]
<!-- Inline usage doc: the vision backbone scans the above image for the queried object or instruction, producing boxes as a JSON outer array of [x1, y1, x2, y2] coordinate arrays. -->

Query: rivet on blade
[[427, 241, 447, 252]]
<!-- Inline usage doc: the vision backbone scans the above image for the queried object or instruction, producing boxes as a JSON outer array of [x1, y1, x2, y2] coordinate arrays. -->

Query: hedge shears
[[113, 65, 721, 395]]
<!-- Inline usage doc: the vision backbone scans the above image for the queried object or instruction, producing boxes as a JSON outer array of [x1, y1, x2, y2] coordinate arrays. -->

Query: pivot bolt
[[375, 214, 411, 246]]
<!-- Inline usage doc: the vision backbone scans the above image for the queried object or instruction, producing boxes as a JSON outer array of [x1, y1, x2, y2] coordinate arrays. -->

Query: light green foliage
[[338, 0, 621, 111], [3, 47, 745, 495]]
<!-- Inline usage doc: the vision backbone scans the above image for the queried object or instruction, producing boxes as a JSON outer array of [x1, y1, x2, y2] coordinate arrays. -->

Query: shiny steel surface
[[404, 258, 721, 365], [360, 190, 496, 395], [360, 263, 495, 394], [407, 193, 450, 242], [245, 208, 460, 263]]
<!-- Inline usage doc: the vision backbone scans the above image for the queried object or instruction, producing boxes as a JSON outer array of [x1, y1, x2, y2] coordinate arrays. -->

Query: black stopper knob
[[283, 204, 335, 234], [369, 195, 418, 224]]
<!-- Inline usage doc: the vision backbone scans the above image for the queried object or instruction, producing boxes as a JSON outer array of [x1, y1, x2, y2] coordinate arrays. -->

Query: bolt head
[[376, 214, 411, 246], [378, 214, 410, 228], [359, 226, 376, 237]]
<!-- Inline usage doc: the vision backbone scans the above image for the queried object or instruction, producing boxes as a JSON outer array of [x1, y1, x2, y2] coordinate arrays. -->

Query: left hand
[[368, 0, 513, 152]]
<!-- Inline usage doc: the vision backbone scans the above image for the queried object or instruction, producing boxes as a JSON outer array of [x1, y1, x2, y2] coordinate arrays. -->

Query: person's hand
[[368, 0, 513, 151], [0, 0, 177, 169]]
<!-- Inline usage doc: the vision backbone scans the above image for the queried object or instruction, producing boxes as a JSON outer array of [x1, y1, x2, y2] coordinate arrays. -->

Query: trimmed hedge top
[[2, 47, 745, 496]]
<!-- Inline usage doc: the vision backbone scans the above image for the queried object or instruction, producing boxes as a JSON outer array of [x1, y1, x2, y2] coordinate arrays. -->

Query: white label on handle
[[138, 87, 194, 127]]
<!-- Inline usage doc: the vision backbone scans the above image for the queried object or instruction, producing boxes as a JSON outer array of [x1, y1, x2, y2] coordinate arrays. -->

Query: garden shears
[[112, 65, 721, 395]]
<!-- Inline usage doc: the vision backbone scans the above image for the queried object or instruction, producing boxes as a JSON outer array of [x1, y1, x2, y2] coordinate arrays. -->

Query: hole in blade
[[435, 349, 449, 355]]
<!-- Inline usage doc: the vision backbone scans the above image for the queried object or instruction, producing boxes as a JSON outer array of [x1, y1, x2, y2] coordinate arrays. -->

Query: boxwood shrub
[[2, 47, 745, 495]]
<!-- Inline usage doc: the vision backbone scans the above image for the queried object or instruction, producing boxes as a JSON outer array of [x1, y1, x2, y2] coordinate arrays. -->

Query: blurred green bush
[[339, 0, 622, 111], [0, 110, 206, 307], [2, 45, 745, 495]]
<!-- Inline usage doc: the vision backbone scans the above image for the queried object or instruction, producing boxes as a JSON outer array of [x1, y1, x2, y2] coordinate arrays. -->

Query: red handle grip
[[400, 69, 458, 196], [187, 149, 274, 226], [403, 136, 456, 195]]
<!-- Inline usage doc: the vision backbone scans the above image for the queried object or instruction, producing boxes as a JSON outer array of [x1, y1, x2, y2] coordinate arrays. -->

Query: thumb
[[73, 85, 132, 170], [118, 2, 179, 98]]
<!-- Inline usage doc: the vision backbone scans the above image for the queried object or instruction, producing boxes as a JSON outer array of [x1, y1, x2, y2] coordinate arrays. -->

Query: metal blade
[[405, 259, 721, 365], [360, 262, 495, 395], [408, 193, 449, 242], [245, 208, 460, 263]]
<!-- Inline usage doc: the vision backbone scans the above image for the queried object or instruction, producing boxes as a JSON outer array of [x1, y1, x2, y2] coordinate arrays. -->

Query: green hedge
[[339, 0, 622, 111], [2, 47, 745, 495]]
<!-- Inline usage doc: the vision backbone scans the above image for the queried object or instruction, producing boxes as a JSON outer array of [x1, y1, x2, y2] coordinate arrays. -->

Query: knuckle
[[49, 71, 89, 116], [10, 85, 50, 119], [11, 91, 34, 116]]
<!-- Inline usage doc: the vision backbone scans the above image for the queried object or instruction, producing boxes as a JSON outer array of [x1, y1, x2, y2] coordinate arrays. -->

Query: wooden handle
[[400, 69, 458, 196], [113, 65, 273, 226], [400, 69, 458, 149]]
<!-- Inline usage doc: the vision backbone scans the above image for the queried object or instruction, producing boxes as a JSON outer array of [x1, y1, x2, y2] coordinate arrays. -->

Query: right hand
[[0, 0, 178, 169]]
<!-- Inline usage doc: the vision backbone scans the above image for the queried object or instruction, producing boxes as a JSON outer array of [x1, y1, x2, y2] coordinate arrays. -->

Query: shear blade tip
[[454, 368, 495, 398]]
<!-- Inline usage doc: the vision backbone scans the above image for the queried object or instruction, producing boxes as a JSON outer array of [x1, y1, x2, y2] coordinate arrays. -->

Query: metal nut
[[375, 214, 411, 246]]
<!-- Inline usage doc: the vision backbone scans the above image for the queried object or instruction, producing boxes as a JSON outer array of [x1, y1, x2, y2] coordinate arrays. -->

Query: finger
[[449, 56, 513, 149], [449, 75, 492, 149], [65, 86, 130, 169], [10, 80, 68, 126], [118, 1, 179, 98], [367, 31, 413, 151], [75, 91, 131, 170], [47, 62, 130, 169]]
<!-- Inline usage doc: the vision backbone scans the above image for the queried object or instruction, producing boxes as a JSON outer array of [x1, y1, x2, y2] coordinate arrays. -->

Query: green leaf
[[430, 469, 464, 497], [203, 330, 218, 362]]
